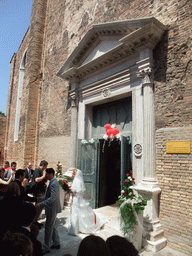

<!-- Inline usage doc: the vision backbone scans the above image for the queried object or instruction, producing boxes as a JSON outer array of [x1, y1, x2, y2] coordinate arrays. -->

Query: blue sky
[[0, 0, 32, 114]]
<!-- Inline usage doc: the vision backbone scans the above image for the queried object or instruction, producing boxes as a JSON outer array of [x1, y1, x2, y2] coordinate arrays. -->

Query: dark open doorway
[[98, 139, 121, 207]]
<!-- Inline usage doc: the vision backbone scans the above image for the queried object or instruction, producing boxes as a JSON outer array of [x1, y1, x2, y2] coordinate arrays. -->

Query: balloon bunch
[[104, 123, 119, 139]]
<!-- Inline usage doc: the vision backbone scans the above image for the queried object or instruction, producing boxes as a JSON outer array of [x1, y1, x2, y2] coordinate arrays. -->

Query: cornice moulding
[[57, 17, 167, 81]]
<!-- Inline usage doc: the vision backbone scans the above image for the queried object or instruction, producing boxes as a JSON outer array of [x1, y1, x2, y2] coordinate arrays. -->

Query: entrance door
[[98, 134, 132, 208], [77, 139, 99, 209], [98, 139, 121, 207], [93, 96, 132, 207], [77, 96, 132, 209]]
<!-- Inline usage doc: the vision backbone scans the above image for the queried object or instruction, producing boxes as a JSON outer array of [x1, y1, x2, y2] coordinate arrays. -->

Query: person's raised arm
[[35, 170, 46, 183], [0, 171, 14, 185]]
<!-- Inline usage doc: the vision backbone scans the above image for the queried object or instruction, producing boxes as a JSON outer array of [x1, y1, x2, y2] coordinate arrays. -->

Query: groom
[[37, 168, 61, 254]]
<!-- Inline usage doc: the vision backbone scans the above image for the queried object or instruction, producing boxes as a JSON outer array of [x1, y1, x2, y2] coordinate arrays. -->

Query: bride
[[68, 169, 108, 235]]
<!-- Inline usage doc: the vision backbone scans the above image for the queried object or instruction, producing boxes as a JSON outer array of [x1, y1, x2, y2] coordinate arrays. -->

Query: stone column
[[141, 68, 157, 183], [133, 66, 167, 252], [69, 81, 79, 169]]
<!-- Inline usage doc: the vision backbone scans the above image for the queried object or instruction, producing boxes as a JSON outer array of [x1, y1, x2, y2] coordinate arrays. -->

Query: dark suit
[[39, 177, 61, 251], [18, 227, 43, 256], [24, 168, 34, 182]]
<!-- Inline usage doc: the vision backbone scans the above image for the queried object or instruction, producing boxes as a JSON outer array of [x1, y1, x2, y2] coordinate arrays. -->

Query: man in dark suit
[[18, 202, 43, 256], [24, 162, 34, 182], [37, 168, 61, 254]]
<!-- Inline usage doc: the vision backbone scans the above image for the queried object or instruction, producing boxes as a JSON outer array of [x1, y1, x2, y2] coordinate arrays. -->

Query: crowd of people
[[0, 160, 140, 256]]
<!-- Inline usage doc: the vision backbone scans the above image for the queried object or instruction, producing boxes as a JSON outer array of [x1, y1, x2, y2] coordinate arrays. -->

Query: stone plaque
[[166, 140, 190, 154], [134, 143, 142, 157]]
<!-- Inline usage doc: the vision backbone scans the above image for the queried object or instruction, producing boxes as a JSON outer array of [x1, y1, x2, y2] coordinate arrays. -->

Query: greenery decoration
[[117, 171, 147, 235]]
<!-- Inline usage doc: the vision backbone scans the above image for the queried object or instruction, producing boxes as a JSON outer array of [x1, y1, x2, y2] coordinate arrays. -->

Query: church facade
[[5, 0, 192, 254]]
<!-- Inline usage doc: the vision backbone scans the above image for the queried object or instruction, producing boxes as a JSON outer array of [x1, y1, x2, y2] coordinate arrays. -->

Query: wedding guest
[[3, 160, 11, 171], [31, 222, 40, 239], [4, 162, 17, 181], [0, 183, 23, 235], [13, 169, 37, 203], [2, 231, 33, 256], [24, 162, 34, 182], [6, 181, 21, 196], [32, 160, 48, 229], [106, 235, 139, 256], [18, 202, 43, 256], [0, 168, 14, 199], [0, 167, 14, 184], [32, 160, 48, 196], [77, 235, 111, 256]]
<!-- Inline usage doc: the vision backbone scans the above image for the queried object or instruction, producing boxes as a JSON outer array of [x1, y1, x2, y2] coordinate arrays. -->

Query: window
[[14, 51, 26, 141]]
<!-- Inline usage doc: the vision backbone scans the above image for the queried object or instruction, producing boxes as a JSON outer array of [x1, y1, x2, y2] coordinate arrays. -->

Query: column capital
[[137, 68, 153, 85], [70, 94, 78, 107]]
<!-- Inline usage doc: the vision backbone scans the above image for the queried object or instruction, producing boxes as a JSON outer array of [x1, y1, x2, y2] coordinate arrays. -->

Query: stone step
[[147, 237, 167, 253], [153, 223, 162, 232], [148, 229, 164, 242]]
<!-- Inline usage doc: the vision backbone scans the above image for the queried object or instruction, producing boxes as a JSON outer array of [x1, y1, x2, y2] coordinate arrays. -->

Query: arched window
[[14, 51, 26, 141]]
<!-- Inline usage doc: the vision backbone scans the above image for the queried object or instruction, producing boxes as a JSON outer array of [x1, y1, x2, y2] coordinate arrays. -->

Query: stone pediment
[[57, 17, 167, 80]]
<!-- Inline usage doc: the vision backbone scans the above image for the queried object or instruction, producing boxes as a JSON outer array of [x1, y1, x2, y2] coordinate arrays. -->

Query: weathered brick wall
[[0, 115, 6, 166], [156, 127, 192, 255], [153, 0, 192, 128], [38, 136, 71, 172], [5, 29, 30, 167]]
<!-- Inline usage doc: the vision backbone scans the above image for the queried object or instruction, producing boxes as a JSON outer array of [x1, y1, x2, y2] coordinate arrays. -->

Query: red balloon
[[113, 127, 119, 135], [106, 129, 112, 136], [105, 124, 111, 129], [111, 128, 116, 135]]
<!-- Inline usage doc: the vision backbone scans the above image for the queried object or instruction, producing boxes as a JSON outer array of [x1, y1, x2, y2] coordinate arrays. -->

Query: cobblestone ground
[[38, 206, 187, 256]]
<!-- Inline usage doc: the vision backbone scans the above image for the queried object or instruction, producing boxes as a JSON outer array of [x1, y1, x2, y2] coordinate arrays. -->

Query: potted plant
[[117, 171, 147, 250]]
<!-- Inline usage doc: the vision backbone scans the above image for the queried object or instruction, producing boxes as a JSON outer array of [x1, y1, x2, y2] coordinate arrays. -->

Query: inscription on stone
[[166, 140, 190, 154]]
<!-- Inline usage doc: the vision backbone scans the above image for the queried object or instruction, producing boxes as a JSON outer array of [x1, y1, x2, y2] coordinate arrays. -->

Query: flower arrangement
[[56, 162, 71, 192], [117, 170, 147, 236], [56, 162, 62, 178]]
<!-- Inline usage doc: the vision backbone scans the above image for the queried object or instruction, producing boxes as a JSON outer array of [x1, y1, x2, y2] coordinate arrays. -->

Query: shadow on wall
[[154, 30, 168, 83], [153, 31, 168, 129]]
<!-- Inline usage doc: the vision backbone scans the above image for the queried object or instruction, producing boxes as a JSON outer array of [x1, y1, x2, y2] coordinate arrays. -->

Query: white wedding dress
[[68, 169, 108, 235]]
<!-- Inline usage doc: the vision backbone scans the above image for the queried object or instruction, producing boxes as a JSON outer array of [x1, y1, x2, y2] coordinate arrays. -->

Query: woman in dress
[[68, 169, 108, 235]]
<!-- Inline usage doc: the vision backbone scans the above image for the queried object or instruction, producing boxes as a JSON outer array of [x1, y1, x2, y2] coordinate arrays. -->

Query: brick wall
[[5, 29, 30, 167], [0, 115, 6, 166], [156, 127, 192, 255]]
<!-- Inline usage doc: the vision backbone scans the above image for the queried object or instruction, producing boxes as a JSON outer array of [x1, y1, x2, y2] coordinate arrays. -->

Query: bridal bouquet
[[61, 179, 71, 192], [117, 171, 147, 235]]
